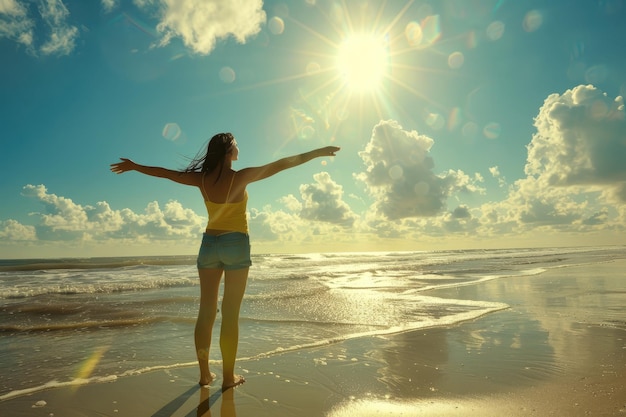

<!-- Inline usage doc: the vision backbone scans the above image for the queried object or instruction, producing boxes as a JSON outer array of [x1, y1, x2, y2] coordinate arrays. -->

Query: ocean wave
[[0, 278, 197, 299], [245, 285, 328, 301], [0, 256, 197, 272], [0, 298, 508, 402], [0, 317, 167, 333], [0, 362, 196, 402], [241, 301, 509, 361]]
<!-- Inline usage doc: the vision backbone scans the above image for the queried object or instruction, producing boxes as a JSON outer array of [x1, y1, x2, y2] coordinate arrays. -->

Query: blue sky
[[1, 0, 625, 258]]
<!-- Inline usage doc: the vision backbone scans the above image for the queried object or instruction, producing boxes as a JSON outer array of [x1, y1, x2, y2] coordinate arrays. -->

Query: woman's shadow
[[150, 385, 237, 417], [196, 387, 236, 417]]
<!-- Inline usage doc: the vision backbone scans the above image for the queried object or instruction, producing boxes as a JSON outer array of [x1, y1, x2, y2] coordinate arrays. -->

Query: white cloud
[[0, 0, 24, 14], [356, 120, 483, 219], [4, 0, 262, 57], [248, 204, 361, 249], [101, 0, 118, 13], [249, 207, 304, 242], [472, 85, 626, 237], [343, 86, 626, 241], [0, 0, 79, 56], [12, 180, 358, 251], [247, 172, 358, 245], [298, 172, 357, 226], [441, 205, 481, 233], [21, 184, 205, 241], [0, 219, 36, 241], [136, 0, 266, 55], [38, 0, 79, 56], [0, 0, 34, 47], [489, 165, 507, 188], [526, 84, 626, 197], [22, 184, 89, 231]]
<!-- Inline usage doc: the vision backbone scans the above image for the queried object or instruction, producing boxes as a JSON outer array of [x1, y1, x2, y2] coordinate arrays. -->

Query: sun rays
[[202, 1, 469, 153], [261, 0, 453, 148]]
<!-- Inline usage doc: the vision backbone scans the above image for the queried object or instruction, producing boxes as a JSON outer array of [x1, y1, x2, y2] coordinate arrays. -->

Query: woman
[[110, 133, 340, 391]]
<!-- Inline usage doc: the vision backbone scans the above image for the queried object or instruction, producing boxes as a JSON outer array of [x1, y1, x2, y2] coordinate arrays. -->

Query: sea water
[[0, 247, 623, 400]]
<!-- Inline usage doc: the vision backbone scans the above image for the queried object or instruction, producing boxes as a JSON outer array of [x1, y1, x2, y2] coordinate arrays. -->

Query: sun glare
[[336, 34, 389, 93], [243, 2, 444, 147]]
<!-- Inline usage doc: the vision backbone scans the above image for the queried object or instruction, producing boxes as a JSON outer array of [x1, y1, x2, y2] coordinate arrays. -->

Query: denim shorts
[[197, 232, 252, 270]]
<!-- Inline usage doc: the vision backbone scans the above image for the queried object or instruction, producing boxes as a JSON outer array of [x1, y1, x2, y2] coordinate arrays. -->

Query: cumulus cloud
[[441, 205, 481, 233], [22, 184, 90, 231], [527, 84, 626, 198], [298, 172, 357, 226], [478, 175, 590, 234], [246, 172, 358, 246], [249, 206, 303, 242], [20, 184, 205, 241], [248, 204, 361, 249], [451, 205, 471, 219], [136, 0, 266, 55], [476, 85, 626, 235], [356, 120, 483, 219], [0, 219, 36, 241], [7, 180, 358, 251]]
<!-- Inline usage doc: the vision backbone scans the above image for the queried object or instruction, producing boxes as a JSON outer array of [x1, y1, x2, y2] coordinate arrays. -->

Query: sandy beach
[[1, 259, 624, 416]]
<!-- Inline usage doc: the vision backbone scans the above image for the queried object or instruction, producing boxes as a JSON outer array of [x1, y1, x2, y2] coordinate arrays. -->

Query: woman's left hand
[[110, 158, 137, 174], [317, 146, 340, 157]]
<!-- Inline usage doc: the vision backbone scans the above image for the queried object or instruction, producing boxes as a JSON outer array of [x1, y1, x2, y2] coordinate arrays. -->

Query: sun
[[336, 33, 389, 93]]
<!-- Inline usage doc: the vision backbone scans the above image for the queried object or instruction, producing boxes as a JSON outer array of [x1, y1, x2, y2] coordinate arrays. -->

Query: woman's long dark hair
[[185, 132, 235, 183]]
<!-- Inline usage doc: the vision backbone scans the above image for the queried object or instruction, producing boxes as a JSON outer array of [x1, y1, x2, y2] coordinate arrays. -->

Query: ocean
[[1, 246, 624, 401]]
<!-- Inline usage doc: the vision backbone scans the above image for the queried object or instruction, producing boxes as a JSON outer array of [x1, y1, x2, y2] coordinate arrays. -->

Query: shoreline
[[1, 260, 624, 416]]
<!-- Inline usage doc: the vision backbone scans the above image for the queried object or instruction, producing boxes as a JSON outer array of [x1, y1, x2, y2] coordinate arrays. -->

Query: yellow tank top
[[202, 173, 248, 234]]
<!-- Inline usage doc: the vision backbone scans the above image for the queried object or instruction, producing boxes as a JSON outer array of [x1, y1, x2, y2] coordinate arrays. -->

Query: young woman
[[110, 132, 340, 391]]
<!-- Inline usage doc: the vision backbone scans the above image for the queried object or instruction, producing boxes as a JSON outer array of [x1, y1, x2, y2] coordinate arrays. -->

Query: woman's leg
[[220, 267, 249, 391], [196, 268, 223, 385]]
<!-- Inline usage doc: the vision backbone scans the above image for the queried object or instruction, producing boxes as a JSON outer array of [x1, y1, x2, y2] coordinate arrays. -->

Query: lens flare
[[268, 16, 285, 35], [414, 181, 430, 195], [75, 346, 109, 381], [483, 122, 501, 139], [486, 21, 505, 41], [389, 165, 404, 180], [422, 15, 442, 46], [448, 107, 462, 130], [219, 66, 236, 83], [306, 61, 321, 75], [448, 51, 464, 69], [162, 123, 182, 141], [299, 125, 316, 140], [523, 10, 543, 32], [405, 21, 423, 46], [425, 112, 445, 130]]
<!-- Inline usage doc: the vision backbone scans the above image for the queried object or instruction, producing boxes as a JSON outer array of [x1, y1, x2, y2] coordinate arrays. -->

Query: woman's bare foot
[[221, 375, 245, 392], [199, 372, 217, 386]]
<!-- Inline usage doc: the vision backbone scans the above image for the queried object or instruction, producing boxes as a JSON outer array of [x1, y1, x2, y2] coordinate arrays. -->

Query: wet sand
[[1, 259, 624, 416]]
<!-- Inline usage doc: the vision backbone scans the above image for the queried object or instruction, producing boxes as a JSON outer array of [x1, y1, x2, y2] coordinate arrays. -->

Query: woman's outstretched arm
[[236, 146, 340, 184], [110, 158, 201, 186]]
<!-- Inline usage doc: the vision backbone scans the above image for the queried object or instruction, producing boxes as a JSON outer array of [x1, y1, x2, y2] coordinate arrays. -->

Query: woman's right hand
[[110, 158, 137, 174]]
